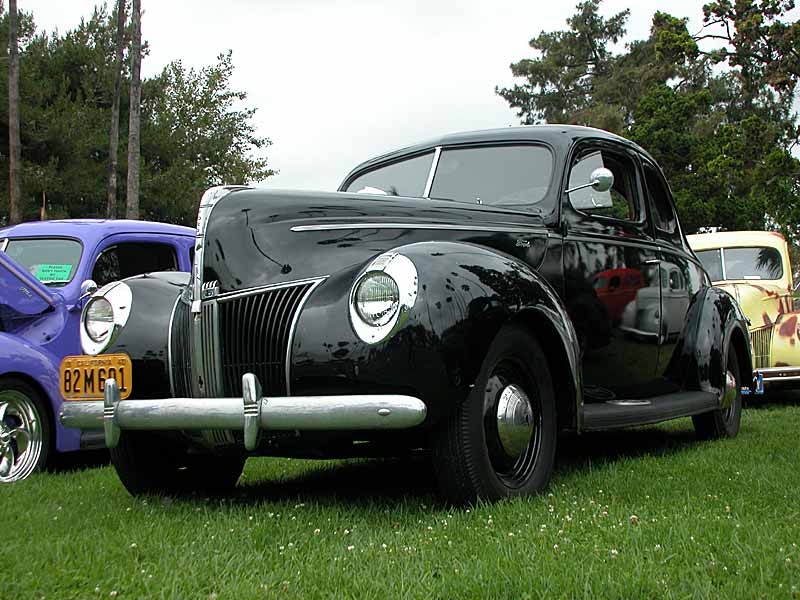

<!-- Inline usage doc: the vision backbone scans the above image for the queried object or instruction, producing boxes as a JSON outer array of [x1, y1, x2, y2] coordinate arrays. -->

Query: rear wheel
[[110, 431, 246, 496], [0, 378, 51, 483], [693, 345, 742, 439], [432, 326, 557, 505]]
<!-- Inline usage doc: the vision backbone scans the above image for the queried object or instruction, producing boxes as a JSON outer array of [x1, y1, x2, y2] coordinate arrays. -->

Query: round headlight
[[85, 297, 114, 342], [354, 272, 400, 326]]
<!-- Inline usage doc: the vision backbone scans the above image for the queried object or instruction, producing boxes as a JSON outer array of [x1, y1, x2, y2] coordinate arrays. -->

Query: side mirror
[[566, 167, 615, 210], [588, 167, 614, 193], [80, 279, 98, 299]]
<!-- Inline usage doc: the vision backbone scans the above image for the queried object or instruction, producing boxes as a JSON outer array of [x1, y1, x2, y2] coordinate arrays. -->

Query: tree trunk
[[125, 0, 142, 220], [8, 0, 22, 224], [107, 0, 127, 219]]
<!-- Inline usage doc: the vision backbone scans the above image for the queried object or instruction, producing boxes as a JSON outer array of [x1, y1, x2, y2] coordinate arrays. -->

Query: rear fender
[[664, 286, 752, 397]]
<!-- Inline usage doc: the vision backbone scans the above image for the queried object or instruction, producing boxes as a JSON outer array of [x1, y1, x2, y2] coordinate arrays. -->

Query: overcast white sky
[[19, 0, 798, 190]]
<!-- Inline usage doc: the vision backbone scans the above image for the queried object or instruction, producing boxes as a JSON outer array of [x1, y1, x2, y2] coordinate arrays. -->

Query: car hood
[[713, 281, 791, 328], [0, 250, 58, 317], [201, 188, 547, 294]]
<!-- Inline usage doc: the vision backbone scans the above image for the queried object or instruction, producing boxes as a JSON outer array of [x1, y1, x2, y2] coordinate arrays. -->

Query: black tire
[[0, 377, 52, 483], [431, 326, 557, 505], [110, 431, 246, 496], [693, 344, 742, 439]]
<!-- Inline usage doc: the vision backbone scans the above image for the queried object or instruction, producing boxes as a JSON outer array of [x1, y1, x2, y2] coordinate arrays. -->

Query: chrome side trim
[[59, 375, 428, 449], [166, 294, 182, 398], [422, 146, 442, 197], [285, 278, 326, 395], [565, 233, 661, 252], [290, 223, 547, 235]]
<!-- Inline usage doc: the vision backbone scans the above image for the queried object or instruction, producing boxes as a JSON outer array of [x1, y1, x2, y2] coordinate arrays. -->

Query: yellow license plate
[[60, 354, 133, 401]]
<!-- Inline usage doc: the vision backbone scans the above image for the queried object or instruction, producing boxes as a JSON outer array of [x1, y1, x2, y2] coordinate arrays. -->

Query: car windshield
[[344, 145, 555, 212], [3, 238, 83, 286], [695, 246, 783, 281]]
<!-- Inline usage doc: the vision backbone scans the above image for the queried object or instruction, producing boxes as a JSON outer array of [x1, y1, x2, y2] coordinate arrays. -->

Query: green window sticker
[[34, 264, 74, 283]]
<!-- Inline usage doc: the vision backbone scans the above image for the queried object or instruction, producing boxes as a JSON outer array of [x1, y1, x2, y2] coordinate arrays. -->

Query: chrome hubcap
[[722, 370, 737, 409], [0, 391, 42, 483], [496, 384, 534, 459], [721, 369, 737, 423]]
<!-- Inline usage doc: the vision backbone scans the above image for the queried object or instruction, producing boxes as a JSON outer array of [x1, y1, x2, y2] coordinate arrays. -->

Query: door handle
[[642, 258, 661, 265]]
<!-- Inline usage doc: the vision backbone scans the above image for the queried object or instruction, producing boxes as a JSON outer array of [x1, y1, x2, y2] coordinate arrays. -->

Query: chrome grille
[[198, 299, 223, 396], [169, 279, 319, 399], [218, 282, 315, 397], [169, 298, 192, 397], [750, 326, 772, 369]]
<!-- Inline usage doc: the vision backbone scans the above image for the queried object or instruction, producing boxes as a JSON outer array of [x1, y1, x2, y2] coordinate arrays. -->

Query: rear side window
[[429, 145, 553, 209], [93, 242, 178, 287], [643, 162, 677, 235], [344, 153, 434, 197]]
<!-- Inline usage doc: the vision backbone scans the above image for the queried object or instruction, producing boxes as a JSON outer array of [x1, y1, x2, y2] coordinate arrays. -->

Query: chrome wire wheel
[[482, 361, 542, 489], [0, 389, 44, 483]]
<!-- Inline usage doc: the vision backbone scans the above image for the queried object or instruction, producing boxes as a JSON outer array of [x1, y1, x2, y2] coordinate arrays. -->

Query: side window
[[344, 152, 434, 197], [429, 145, 554, 208], [568, 147, 641, 221], [643, 161, 678, 237], [695, 249, 723, 282], [93, 242, 178, 287]]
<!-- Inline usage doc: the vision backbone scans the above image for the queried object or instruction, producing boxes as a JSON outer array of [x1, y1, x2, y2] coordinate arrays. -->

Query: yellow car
[[688, 231, 799, 387]]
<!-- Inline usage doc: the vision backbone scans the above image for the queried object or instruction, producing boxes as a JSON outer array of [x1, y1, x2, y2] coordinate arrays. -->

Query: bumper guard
[[59, 373, 427, 450]]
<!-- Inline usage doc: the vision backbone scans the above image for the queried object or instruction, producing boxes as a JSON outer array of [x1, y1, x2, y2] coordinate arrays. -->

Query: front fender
[[769, 312, 800, 368], [0, 332, 80, 452], [291, 241, 581, 428], [101, 272, 189, 399], [665, 286, 752, 396]]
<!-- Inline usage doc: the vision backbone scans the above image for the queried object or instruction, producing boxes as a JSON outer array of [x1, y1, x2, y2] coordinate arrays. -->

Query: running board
[[582, 391, 718, 431]]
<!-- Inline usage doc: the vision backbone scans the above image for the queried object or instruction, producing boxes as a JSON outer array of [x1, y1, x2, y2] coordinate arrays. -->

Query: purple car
[[0, 219, 194, 482]]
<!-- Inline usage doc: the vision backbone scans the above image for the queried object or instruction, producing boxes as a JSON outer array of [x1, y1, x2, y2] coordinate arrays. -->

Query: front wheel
[[110, 431, 246, 496], [0, 378, 51, 483], [431, 326, 557, 505], [693, 344, 742, 439]]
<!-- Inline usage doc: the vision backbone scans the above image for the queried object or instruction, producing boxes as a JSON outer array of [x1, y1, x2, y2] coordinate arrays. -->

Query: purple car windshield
[[3, 238, 83, 287]]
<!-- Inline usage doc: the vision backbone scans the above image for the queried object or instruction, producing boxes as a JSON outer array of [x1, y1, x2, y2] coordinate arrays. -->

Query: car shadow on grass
[[214, 425, 703, 506], [555, 427, 700, 474], [231, 457, 441, 507], [49, 449, 109, 474], [744, 388, 800, 408]]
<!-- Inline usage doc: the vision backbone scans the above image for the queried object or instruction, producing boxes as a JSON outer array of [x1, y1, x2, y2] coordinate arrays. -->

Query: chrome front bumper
[[757, 367, 800, 384], [59, 373, 427, 450]]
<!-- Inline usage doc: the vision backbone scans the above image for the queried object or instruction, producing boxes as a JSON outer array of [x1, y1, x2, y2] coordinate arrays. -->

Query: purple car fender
[[0, 332, 80, 452]]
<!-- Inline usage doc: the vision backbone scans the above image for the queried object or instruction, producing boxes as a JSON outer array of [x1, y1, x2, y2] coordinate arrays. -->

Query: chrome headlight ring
[[349, 252, 418, 344], [80, 281, 133, 356]]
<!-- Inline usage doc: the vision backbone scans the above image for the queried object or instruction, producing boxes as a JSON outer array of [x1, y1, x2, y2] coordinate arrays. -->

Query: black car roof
[[342, 124, 652, 187]]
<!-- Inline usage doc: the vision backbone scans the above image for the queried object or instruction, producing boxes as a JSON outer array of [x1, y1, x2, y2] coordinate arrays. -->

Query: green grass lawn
[[3, 397, 800, 599]]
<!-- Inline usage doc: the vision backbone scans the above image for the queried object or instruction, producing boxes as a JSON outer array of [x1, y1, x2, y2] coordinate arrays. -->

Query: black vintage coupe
[[60, 125, 751, 504]]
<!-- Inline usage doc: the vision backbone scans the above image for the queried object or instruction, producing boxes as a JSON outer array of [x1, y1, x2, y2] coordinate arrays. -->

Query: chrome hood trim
[[191, 185, 251, 313]]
